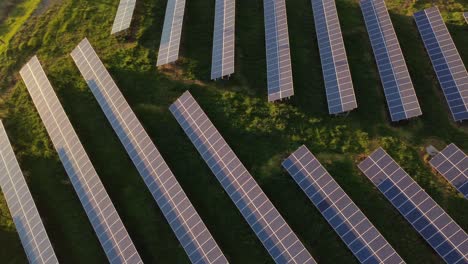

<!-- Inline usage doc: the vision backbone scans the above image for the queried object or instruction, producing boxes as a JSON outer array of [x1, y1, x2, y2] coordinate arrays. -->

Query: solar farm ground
[[0, 0, 467, 263]]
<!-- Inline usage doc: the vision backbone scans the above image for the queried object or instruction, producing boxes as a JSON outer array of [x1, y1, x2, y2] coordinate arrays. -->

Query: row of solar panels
[[110, 0, 468, 122], [1, 37, 466, 263]]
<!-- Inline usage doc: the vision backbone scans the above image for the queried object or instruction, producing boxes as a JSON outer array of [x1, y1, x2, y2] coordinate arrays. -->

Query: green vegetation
[[0, 0, 467, 263], [0, 0, 42, 54]]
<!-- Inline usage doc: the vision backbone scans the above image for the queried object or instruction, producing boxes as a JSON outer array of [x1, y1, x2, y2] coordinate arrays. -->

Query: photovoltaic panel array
[[429, 144, 467, 199], [170, 91, 316, 264], [210, 0, 235, 80], [111, 0, 137, 34], [464, 12, 468, 24], [263, 0, 294, 102], [20, 56, 143, 264], [71, 38, 227, 264], [311, 0, 357, 114], [358, 148, 468, 264], [0, 121, 59, 264], [360, 0, 422, 122], [414, 7, 468, 122], [283, 145, 404, 264], [157, 0, 186, 66]]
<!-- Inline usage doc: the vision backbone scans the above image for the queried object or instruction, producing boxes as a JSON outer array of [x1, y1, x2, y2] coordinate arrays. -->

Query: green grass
[[0, 0, 467, 263], [0, 0, 41, 54]]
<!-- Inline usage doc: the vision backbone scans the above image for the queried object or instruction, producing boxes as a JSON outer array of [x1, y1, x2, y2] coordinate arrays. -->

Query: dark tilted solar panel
[[111, 0, 137, 34], [157, 0, 186, 66], [211, 0, 235, 80], [71, 39, 227, 264], [358, 148, 468, 264], [360, 0, 422, 121], [283, 145, 404, 264], [311, 0, 358, 114], [263, 0, 294, 102], [20, 56, 143, 264], [170, 91, 316, 264], [429, 144, 467, 199], [414, 7, 468, 121], [0, 121, 59, 264]]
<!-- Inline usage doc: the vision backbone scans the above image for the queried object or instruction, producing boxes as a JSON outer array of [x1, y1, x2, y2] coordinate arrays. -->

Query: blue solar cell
[[71, 39, 227, 264], [360, 0, 422, 121], [263, 0, 294, 101], [359, 148, 468, 264], [283, 145, 404, 264], [429, 144, 467, 199], [211, 0, 235, 79], [111, 0, 137, 34], [310, 0, 359, 115], [0, 122, 59, 264], [171, 92, 316, 264], [20, 56, 142, 264], [414, 7, 468, 121], [157, 0, 186, 66]]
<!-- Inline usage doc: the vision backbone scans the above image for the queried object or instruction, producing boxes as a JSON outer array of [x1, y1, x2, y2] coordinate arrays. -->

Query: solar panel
[[360, 0, 422, 121], [311, 0, 358, 114], [71, 38, 227, 264], [429, 144, 467, 199], [111, 0, 137, 34], [0, 121, 59, 264], [464, 12, 468, 24], [263, 0, 294, 102], [414, 7, 468, 122], [283, 145, 404, 264], [156, 0, 186, 66], [210, 0, 235, 80], [20, 56, 143, 264], [358, 148, 468, 264], [170, 91, 316, 264]]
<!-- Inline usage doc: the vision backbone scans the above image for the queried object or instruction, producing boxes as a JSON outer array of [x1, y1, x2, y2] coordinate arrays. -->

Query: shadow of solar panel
[[283, 145, 404, 264], [170, 91, 316, 264], [211, 0, 235, 80], [0, 121, 59, 264], [358, 148, 468, 264], [360, 0, 422, 121], [111, 0, 137, 34], [157, 0, 186, 66], [263, 0, 294, 102], [20, 56, 143, 264], [311, 0, 357, 114], [429, 144, 467, 199], [71, 39, 227, 264], [414, 7, 468, 122]]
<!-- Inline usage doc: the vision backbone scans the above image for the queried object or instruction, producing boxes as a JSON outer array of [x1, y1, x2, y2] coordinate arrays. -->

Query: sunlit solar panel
[[429, 144, 467, 199], [263, 0, 294, 102], [360, 0, 422, 121], [170, 91, 316, 264], [464, 12, 468, 24], [71, 38, 227, 264], [283, 145, 405, 264], [311, 0, 357, 114], [111, 0, 137, 34], [0, 121, 59, 264], [20, 56, 143, 264], [157, 0, 186, 66], [359, 148, 468, 264], [414, 7, 468, 121], [211, 0, 235, 80]]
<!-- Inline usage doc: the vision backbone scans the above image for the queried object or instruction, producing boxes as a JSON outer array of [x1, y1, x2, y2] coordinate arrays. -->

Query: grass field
[[0, 0, 42, 54], [0, 0, 467, 263]]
